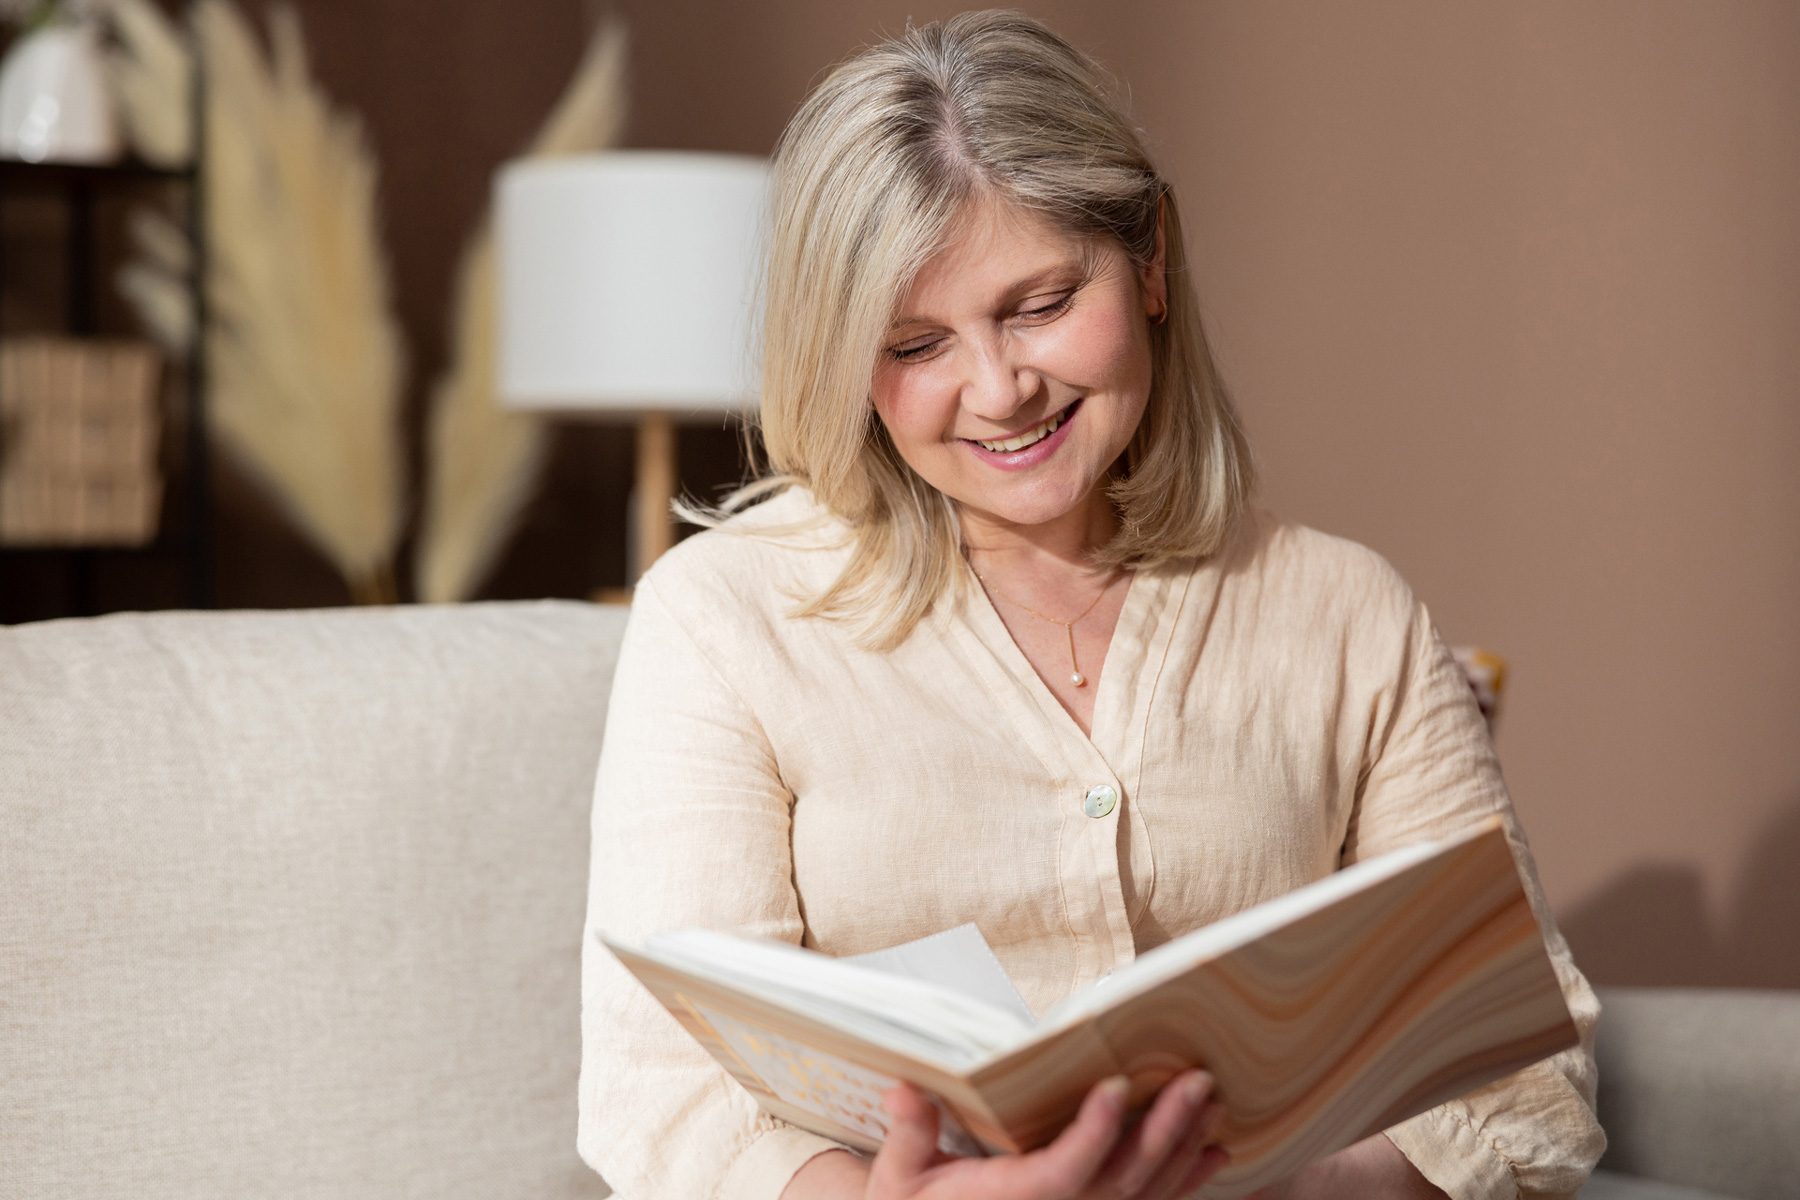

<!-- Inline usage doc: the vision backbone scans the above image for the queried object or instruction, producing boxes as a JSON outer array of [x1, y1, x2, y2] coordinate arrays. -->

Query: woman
[[578, 11, 1604, 1200]]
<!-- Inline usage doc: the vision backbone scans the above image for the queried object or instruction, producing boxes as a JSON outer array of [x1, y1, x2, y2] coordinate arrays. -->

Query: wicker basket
[[0, 336, 164, 546]]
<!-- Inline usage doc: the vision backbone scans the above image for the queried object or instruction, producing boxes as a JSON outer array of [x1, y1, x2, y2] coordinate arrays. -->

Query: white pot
[[0, 23, 121, 164]]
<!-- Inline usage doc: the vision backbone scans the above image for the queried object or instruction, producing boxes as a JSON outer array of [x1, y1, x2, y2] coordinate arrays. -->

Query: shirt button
[[1082, 784, 1118, 818]]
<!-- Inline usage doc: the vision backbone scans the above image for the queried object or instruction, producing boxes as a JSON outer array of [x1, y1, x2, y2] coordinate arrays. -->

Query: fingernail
[[1181, 1072, 1209, 1104], [1098, 1075, 1131, 1111]]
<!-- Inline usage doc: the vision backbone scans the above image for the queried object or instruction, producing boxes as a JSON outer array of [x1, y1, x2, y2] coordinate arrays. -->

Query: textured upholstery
[[0, 602, 624, 1199], [1589, 987, 1800, 1200], [2, 603, 1793, 1200], [1583, 1173, 1747, 1200]]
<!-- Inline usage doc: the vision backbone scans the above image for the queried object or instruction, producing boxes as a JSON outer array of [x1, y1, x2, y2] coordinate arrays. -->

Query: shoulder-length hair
[[698, 8, 1256, 650]]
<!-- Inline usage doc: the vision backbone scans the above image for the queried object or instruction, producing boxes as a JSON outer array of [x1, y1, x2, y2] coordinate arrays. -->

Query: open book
[[600, 816, 1579, 1196]]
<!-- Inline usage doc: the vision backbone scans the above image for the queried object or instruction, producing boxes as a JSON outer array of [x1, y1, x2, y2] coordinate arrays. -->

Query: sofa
[[1, 601, 1794, 1198]]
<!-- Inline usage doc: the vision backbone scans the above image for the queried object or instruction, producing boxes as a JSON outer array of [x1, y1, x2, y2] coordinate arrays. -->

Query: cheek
[[872, 370, 954, 450], [1044, 304, 1144, 385]]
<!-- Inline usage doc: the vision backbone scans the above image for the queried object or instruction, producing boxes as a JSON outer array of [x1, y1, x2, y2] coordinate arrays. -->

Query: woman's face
[[870, 194, 1165, 540]]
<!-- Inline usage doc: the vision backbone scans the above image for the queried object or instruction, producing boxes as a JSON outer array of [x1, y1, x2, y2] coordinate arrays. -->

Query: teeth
[[976, 409, 1064, 453]]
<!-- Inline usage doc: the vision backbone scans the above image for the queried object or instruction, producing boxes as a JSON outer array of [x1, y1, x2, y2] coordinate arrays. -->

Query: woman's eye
[[888, 340, 939, 362], [1020, 293, 1074, 320], [884, 294, 1074, 364]]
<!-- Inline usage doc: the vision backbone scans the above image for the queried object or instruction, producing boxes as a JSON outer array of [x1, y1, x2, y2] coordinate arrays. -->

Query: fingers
[[872, 1073, 1230, 1200], [1106, 1071, 1209, 1194], [1004, 1074, 1133, 1198], [1090, 1069, 1216, 1196], [870, 1081, 944, 1189], [1138, 1095, 1231, 1199], [1173, 1143, 1232, 1197]]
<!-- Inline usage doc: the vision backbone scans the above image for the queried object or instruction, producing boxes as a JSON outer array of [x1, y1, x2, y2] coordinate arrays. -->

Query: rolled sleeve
[[1344, 566, 1606, 1199]]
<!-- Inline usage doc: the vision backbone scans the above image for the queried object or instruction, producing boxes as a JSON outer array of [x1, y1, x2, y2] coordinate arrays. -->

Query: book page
[[845, 923, 1038, 1026], [693, 1000, 987, 1158], [635, 929, 1032, 1063]]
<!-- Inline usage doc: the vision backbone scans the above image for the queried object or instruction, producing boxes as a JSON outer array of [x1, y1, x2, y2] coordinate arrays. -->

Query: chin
[[952, 474, 1098, 530]]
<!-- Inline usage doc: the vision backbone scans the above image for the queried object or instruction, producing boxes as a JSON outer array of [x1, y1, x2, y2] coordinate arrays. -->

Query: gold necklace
[[971, 565, 1121, 689]]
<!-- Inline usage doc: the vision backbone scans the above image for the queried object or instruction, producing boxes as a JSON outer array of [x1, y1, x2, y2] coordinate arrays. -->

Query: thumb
[[871, 1082, 944, 1188]]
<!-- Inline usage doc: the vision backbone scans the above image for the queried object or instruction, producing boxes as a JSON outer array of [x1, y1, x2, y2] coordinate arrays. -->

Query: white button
[[1083, 784, 1118, 818]]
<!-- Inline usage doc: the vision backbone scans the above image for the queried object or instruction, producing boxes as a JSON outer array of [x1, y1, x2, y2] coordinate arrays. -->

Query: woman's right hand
[[865, 1070, 1231, 1200]]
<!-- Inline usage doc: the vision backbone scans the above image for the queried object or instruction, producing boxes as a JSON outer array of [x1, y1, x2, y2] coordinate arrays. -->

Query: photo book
[[600, 815, 1578, 1196]]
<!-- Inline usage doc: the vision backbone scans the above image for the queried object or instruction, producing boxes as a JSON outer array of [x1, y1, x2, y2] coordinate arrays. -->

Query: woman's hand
[[865, 1070, 1231, 1200]]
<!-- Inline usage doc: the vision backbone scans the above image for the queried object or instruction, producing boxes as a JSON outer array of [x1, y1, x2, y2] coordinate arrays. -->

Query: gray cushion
[[1584, 1168, 1746, 1200], [0, 602, 623, 1198], [1595, 987, 1800, 1200]]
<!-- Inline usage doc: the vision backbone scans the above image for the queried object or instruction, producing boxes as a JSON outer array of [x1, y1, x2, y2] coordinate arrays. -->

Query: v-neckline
[[957, 560, 1157, 763]]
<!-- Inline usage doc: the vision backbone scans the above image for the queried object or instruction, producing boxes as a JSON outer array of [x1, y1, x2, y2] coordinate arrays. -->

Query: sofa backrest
[[0, 601, 625, 1198], [1595, 986, 1800, 1200]]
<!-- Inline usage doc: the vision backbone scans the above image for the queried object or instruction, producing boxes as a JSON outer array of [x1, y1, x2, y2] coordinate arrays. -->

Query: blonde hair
[[699, 8, 1257, 649]]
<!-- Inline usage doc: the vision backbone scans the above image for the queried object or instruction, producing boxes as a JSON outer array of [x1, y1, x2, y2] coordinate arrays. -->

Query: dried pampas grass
[[104, 0, 191, 168], [109, 0, 406, 604], [413, 14, 630, 603]]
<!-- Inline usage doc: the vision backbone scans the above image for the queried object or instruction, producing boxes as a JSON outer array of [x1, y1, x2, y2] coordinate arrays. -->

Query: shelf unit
[[0, 24, 209, 617]]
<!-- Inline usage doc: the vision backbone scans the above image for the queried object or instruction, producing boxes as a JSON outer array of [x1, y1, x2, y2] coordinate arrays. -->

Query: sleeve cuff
[[717, 1125, 857, 1200], [1383, 1104, 1520, 1200]]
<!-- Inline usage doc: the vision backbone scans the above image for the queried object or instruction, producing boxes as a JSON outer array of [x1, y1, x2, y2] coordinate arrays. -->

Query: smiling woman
[[686, 11, 1257, 659], [872, 198, 1157, 544], [579, 11, 1605, 1200]]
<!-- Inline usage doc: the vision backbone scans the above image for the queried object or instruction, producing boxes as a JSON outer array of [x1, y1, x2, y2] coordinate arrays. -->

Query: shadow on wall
[[1559, 794, 1800, 989]]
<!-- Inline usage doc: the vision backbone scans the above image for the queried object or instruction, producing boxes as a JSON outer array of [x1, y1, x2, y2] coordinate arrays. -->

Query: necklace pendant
[[1070, 671, 1087, 688]]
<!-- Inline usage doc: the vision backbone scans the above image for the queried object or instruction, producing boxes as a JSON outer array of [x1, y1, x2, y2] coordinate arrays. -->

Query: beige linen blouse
[[577, 488, 1604, 1200]]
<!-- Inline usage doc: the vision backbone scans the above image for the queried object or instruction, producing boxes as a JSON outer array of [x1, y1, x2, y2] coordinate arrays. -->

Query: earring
[[1149, 301, 1168, 325]]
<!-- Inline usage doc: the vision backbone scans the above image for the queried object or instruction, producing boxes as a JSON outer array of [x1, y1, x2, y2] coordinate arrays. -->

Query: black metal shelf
[[0, 157, 197, 187], [0, 10, 210, 618]]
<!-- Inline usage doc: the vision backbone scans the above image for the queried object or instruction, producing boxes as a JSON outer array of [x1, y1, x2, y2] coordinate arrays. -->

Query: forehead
[[894, 196, 1102, 318]]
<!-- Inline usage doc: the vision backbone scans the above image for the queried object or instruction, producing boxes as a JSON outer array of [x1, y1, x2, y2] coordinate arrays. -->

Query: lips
[[960, 398, 1083, 471], [972, 408, 1066, 452], [961, 398, 1083, 452]]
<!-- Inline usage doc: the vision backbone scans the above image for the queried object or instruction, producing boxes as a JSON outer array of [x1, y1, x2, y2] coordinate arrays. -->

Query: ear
[[1140, 194, 1169, 319]]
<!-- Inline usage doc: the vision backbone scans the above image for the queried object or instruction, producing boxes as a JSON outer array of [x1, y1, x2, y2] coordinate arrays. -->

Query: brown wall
[[1118, 1, 1800, 988], [610, 2, 1800, 986], [4, 2, 1794, 986]]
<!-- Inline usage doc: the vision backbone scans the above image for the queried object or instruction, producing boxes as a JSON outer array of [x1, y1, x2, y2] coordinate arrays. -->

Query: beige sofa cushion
[[0, 602, 623, 1198]]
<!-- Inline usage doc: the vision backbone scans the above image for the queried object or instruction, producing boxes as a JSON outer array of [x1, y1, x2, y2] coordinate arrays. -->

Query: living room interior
[[2, 3, 1795, 1198]]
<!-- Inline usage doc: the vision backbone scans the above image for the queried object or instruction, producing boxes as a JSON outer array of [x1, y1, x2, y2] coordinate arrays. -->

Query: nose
[[959, 334, 1045, 425]]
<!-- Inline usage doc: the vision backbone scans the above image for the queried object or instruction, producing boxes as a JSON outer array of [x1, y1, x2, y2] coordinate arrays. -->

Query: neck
[[958, 484, 1119, 576]]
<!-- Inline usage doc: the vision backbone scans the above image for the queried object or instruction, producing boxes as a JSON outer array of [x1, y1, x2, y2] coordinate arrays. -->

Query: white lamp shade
[[496, 150, 769, 414]]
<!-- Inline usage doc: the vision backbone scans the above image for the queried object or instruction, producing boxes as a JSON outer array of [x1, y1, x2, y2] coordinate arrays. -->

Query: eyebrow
[[886, 256, 1089, 334]]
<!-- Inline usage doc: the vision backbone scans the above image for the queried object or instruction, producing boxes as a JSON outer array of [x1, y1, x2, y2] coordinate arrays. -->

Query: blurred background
[[1, 1, 1794, 991]]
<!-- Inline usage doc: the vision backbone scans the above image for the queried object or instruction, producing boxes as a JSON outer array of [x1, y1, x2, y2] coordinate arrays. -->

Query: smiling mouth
[[966, 400, 1081, 453]]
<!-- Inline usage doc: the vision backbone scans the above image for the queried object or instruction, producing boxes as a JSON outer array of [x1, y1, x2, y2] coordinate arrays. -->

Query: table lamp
[[496, 149, 769, 587]]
